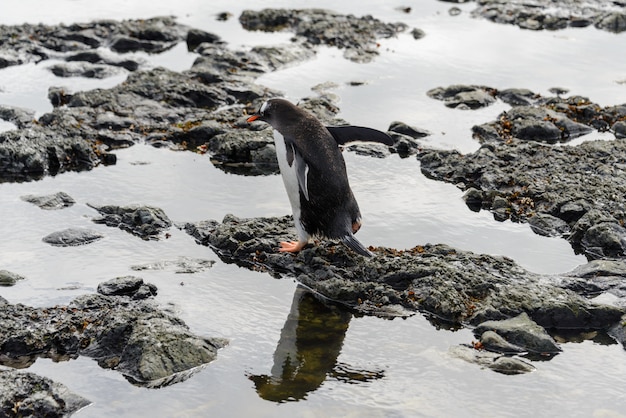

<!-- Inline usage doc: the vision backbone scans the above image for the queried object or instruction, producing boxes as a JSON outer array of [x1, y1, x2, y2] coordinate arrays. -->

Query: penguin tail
[[341, 234, 374, 257]]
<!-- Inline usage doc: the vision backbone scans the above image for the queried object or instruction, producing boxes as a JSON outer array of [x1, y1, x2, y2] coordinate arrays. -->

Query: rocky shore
[[2, 4, 626, 415]]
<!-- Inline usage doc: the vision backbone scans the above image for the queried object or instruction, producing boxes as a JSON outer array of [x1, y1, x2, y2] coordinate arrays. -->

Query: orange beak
[[246, 115, 260, 122]]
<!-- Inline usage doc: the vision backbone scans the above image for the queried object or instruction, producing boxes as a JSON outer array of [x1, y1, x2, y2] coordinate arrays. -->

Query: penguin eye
[[260, 100, 270, 116]]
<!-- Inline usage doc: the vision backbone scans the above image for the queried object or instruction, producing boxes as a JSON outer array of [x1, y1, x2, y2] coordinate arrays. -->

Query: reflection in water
[[249, 286, 384, 403]]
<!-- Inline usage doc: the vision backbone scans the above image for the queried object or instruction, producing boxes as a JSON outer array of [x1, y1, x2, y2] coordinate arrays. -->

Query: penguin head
[[246, 98, 299, 128]]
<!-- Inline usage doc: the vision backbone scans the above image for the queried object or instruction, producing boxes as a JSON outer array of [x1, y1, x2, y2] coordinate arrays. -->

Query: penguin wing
[[326, 126, 394, 146], [287, 142, 310, 201]]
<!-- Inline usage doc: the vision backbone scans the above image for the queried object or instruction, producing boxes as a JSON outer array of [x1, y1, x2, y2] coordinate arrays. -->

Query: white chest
[[273, 129, 302, 221]]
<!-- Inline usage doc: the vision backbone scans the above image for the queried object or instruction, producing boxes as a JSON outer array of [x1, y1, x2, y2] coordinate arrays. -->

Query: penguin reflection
[[249, 286, 384, 402]]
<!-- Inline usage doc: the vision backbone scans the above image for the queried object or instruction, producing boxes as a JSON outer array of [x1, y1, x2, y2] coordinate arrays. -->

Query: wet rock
[[0, 369, 90, 417], [613, 121, 626, 139], [0, 17, 188, 70], [250, 44, 317, 71], [20, 191, 75, 210], [49, 61, 122, 79], [131, 256, 215, 274], [186, 28, 222, 51], [179, 219, 220, 247], [560, 259, 626, 300], [419, 137, 626, 259], [88, 203, 172, 240], [527, 213, 570, 237], [497, 88, 538, 106], [609, 315, 626, 350], [185, 214, 624, 329], [594, 11, 626, 33], [410, 28, 426, 39], [388, 121, 430, 139], [42, 228, 104, 247], [479, 330, 525, 354], [427, 85, 496, 109], [239, 8, 408, 63], [65, 50, 143, 71], [207, 129, 279, 175], [0, 16, 334, 182], [0, 128, 101, 183], [0, 105, 35, 129], [216, 12, 232, 22], [470, 0, 626, 33], [0, 270, 25, 287], [581, 222, 626, 259], [474, 312, 561, 354], [474, 104, 593, 144], [109, 17, 187, 53], [345, 143, 391, 159], [97, 276, 158, 299], [0, 282, 227, 387], [449, 345, 535, 375]]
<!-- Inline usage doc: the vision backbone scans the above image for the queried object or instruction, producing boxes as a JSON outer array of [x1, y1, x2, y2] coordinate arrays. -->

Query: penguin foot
[[279, 241, 307, 253]]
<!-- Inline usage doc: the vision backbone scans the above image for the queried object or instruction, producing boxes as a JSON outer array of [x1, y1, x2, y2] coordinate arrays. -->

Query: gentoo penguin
[[246, 98, 393, 257]]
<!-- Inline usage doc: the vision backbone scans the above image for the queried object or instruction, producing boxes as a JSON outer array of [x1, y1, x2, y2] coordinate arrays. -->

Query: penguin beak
[[246, 114, 260, 123]]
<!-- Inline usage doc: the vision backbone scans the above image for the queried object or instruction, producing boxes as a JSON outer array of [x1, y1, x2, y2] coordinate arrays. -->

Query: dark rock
[[506, 105, 592, 143], [186, 28, 222, 51], [0, 270, 25, 287], [410, 28, 426, 39], [42, 228, 104, 247], [463, 187, 484, 212], [0, 128, 101, 183], [561, 259, 626, 299], [88, 203, 172, 240], [609, 315, 626, 350], [49, 61, 122, 79], [48, 86, 72, 107], [208, 129, 279, 175], [527, 213, 570, 237], [581, 222, 626, 258], [419, 136, 626, 259], [388, 121, 430, 139], [20, 191, 75, 210], [239, 8, 408, 63], [185, 214, 624, 328], [0, 369, 90, 417], [0, 284, 227, 387], [250, 44, 317, 71], [497, 88, 537, 106], [511, 118, 563, 142], [0, 17, 188, 70], [549, 87, 570, 96], [97, 276, 158, 299], [216, 12, 232, 21], [427, 85, 496, 109], [0, 105, 35, 129], [474, 312, 561, 354], [613, 121, 626, 139], [449, 7, 462, 17], [595, 12, 626, 33]]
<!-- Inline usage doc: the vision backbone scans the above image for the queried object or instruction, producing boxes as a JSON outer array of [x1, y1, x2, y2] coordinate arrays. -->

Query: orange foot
[[279, 241, 307, 253]]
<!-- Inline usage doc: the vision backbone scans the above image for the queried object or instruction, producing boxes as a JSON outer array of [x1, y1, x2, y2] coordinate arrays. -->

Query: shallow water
[[1, 1, 626, 417]]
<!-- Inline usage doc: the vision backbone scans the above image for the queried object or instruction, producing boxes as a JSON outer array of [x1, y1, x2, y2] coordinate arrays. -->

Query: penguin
[[246, 98, 393, 257]]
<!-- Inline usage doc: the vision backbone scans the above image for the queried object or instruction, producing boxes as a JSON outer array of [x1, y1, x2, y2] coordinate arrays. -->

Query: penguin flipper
[[341, 234, 374, 257], [286, 142, 310, 201], [293, 146, 310, 201], [327, 126, 394, 146]]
